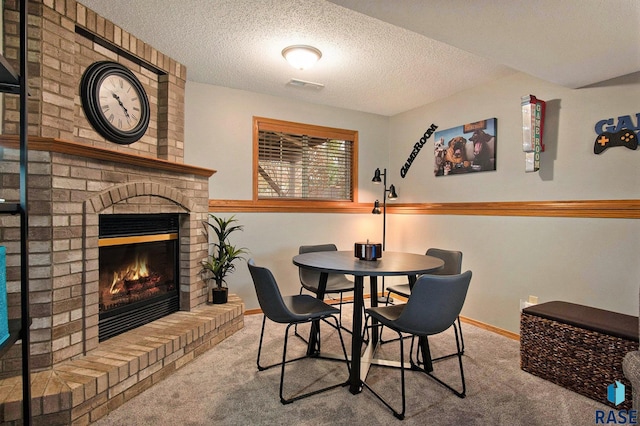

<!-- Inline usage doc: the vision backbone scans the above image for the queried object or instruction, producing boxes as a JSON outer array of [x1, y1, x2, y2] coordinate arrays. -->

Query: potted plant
[[201, 214, 248, 304]]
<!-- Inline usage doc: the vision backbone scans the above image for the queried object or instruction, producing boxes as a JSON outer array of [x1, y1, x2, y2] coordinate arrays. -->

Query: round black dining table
[[292, 250, 444, 394]]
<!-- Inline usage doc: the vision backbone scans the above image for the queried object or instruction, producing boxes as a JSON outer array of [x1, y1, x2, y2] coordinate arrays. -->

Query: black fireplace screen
[[98, 214, 180, 341]]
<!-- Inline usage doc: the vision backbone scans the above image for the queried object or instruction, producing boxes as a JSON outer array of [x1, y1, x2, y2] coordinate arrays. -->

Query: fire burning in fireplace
[[111, 253, 150, 288], [98, 213, 181, 341], [99, 241, 176, 312], [105, 252, 164, 306]]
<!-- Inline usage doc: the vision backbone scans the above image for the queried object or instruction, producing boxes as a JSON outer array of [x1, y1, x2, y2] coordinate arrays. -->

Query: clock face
[[98, 74, 144, 132], [81, 61, 150, 145]]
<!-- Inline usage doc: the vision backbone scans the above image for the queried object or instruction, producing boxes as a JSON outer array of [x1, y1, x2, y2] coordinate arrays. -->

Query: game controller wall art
[[593, 113, 639, 154], [434, 118, 497, 177]]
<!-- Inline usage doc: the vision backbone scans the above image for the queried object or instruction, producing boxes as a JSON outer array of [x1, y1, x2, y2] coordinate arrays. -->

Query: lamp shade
[[372, 168, 382, 183], [282, 45, 322, 70], [372, 200, 381, 214], [388, 184, 398, 200]]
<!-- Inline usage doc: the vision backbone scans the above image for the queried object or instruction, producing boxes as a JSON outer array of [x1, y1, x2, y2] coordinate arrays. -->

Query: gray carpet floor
[[93, 303, 608, 425]]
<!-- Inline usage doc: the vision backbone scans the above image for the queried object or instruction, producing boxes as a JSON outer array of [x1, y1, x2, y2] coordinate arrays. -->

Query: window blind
[[257, 129, 354, 201]]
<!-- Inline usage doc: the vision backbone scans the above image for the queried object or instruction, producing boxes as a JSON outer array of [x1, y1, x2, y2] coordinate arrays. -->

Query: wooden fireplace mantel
[[0, 135, 216, 177]]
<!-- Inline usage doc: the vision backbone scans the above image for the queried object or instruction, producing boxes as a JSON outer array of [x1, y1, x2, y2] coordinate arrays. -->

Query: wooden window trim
[[253, 116, 359, 205]]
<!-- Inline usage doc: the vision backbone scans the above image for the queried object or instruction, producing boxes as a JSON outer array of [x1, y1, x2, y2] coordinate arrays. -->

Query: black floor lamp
[[372, 167, 398, 303]]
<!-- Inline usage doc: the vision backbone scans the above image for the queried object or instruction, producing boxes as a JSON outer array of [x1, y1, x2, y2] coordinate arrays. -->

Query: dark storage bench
[[520, 301, 639, 410]]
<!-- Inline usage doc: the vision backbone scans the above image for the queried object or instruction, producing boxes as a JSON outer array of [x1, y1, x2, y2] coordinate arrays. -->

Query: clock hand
[[112, 93, 131, 119]]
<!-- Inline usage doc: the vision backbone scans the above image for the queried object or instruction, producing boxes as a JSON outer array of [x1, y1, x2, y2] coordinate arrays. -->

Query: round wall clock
[[80, 61, 150, 145]]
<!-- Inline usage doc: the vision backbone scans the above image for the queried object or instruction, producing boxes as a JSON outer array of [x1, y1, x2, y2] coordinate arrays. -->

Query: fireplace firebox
[[98, 214, 181, 341]]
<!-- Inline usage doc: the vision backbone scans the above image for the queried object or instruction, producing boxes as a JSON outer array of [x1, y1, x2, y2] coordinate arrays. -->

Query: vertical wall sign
[[522, 95, 546, 172], [434, 118, 497, 176], [593, 113, 639, 154], [0, 246, 8, 346], [400, 123, 438, 178]]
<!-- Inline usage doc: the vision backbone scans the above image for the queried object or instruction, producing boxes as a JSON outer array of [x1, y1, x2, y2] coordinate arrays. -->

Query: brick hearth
[[0, 296, 243, 425]]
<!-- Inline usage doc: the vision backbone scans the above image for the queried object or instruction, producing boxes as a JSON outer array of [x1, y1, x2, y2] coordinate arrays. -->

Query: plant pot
[[211, 287, 228, 304]]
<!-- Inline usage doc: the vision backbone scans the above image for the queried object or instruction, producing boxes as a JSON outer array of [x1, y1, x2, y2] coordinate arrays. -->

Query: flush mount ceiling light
[[281, 45, 322, 70]]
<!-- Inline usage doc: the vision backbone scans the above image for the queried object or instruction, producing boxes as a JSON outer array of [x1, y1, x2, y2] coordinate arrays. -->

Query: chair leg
[[279, 317, 350, 404], [279, 324, 294, 403], [384, 290, 393, 305], [296, 290, 356, 338], [335, 293, 354, 336], [409, 334, 420, 366], [409, 324, 466, 398], [361, 316, 406, 420], [293, 326, 309, 345], [379, 278, 393, 305], [361, 302, 369, 344], [335, 293, 362, 338], [379, 290, 411, 346], [457, 316, 465, 354], [334, 315, 351, 375], [293, 287, 308, 344], [256, 315, 267, 370], [380, 330, 410, 345], [427, 318, 465, 362], [380, 308, 409, 345], [454, 324, 466, 396], [258, 315, 307, 371]]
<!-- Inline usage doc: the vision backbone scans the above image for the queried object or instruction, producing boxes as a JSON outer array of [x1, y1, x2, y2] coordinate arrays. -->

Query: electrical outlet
[[520, 299, 533, 311], [520, 295, 539, 311]]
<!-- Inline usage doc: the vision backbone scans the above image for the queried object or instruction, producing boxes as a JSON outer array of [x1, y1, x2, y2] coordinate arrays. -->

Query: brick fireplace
[[0, 137, 247, 424], [0, 1, 245, 423], [0, 132, 219, 376]]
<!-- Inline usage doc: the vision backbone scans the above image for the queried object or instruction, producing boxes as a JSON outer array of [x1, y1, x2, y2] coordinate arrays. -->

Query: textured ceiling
[[76, 0, 640, 117]]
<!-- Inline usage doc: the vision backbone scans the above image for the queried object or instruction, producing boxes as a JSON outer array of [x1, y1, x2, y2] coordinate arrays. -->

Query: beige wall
[[388, 71, 639, 332], [391, 71, 640, 202], [185, 83, 389, 201], [184, 72, 640, 334]]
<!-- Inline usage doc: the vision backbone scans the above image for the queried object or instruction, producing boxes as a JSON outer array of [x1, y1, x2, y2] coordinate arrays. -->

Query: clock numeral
[[108, 113, 115, 123], [131, 114, 138, 121], [101, 104, 110, 112]]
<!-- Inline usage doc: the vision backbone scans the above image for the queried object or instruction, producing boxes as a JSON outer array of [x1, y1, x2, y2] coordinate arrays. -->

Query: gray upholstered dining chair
[[298, 244, 356, 334], [363, 271, 472, 420], [385, 248, 465, 355], [247, 259, 350, 404]]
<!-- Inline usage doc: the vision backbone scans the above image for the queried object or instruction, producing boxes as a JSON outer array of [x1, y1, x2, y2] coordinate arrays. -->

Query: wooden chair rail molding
[[209, 199, 640, 219]]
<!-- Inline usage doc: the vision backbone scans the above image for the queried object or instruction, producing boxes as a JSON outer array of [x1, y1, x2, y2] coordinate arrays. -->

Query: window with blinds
[[254, 117, 357, 202]]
